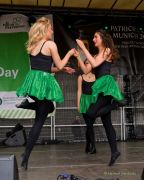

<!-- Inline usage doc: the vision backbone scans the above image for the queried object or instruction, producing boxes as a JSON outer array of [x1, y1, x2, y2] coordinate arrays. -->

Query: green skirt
[[80, 94, 96, 113], [92, 75, 124, 102], [16, 70, 64, 103], [80, 75, 124, 113]]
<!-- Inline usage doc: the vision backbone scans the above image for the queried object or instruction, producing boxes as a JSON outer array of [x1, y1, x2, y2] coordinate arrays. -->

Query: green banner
[[0, 32, 29, 91], [0, 14, 54, 119], [0, 14, 30, 111]]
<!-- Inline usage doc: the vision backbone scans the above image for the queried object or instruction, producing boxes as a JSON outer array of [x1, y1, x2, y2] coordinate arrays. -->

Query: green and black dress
[[79, 75, 96, 113], [91, 61, 124, 104], [80, 61, 124, 114], [16, 45, 64, 103]]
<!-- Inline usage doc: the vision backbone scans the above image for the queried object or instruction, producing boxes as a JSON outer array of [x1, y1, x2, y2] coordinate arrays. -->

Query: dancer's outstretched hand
[[68, 48, 76, 56], [73, 49, 79, 58], [63, 67, 75, 74], [76, 39, 85, 50]]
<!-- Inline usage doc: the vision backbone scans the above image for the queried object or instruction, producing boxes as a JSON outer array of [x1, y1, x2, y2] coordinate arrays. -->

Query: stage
[[0, 141, 144, 180]]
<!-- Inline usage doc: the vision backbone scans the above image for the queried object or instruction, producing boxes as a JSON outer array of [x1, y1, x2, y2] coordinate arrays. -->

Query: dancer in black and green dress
[[75, 29, 124, 166], [77, 61, 122, 155], [16, 17, 75, 170], [77, 62, 96, 154]]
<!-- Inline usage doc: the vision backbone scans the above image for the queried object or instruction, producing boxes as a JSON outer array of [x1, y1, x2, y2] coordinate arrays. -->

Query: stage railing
[[122, 106, 144, 141], [0, 106, 144, 142], [52, 106, 123, 141]]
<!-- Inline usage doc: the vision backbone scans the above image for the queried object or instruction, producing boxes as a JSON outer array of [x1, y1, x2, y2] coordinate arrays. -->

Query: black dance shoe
[[16, 99, 29, 109], [85, 143, 91, 154], [111, 100, 125, 110], [108, 151, 120, 166], [48, 102, 55, 114], [21, 153, 28, 170], [90, 147, 96, 154]]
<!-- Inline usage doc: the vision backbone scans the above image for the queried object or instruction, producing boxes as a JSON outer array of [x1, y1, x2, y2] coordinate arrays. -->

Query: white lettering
[[0, 67, 19, 79], [111, 25, 136, 32], [0, 67, 4, 76], [5, 70, 11, 77], [12, 69, 18, 79], [113, 32, 139, 39]]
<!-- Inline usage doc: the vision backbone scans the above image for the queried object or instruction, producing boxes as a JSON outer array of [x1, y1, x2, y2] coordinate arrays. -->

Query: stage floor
[[0, 141, 144, 180]]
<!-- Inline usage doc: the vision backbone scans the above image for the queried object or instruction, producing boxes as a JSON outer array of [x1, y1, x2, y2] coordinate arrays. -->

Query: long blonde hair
[[26, 17, 51, 54]]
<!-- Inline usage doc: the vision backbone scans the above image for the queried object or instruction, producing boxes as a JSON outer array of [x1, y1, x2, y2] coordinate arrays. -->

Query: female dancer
[[77, 61, 96, 154], [75, 29, 124, 166], [16, 17, 75, 170], [77, 61, 120, 155]]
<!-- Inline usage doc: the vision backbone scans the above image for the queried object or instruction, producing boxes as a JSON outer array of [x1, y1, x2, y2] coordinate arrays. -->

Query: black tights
[[24, 96, 54, 160], [84, 93, 118, 154], [83, 113, 95, 148], [87, 93, 112, 119], [101, 112, 117, 153]]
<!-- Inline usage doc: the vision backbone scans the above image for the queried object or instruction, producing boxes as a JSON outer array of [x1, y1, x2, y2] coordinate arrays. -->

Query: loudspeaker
[[0, 155, 19, 180]]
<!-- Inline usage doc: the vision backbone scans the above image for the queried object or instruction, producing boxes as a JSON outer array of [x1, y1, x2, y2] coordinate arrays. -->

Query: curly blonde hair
[[26, 17, 51, 54]]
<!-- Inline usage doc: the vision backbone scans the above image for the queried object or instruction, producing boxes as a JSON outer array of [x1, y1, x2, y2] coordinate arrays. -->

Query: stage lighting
[[68, 25, 72, 29], [104, 26, 109, 31]]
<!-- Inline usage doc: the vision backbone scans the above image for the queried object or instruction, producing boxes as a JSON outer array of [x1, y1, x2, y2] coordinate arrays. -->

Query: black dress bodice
[[29, 41, 53, 73], [30, 53, 53, 73], [82, 79, 95, 95], [93, 61, 111, 79]]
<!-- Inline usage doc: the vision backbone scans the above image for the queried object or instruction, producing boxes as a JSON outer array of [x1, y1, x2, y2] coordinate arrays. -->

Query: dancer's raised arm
[[76, 39, 111, 68]]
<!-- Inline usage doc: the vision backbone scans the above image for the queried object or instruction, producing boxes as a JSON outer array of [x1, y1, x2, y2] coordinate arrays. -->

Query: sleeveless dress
[[16, 42, 64, 103], [79, 75, 96, 113], [91, 61, 124, 103]]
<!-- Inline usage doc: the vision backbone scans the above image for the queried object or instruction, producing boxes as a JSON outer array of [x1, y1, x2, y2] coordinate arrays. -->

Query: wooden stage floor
[[0, 141, 144, 180]]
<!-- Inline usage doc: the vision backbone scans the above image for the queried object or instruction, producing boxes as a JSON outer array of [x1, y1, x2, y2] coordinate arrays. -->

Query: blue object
[[57, 173, 70, 180]]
